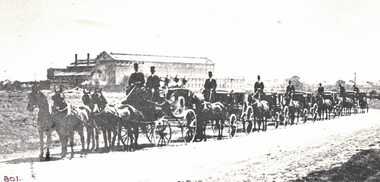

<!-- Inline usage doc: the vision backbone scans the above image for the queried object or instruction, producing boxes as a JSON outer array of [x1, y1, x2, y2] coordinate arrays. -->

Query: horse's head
[[82, 89, 92, 107], [51, 86, 67, 111], [91, 89, 107, 113], [27, 89, 40, 112], [316, 94, 324, 104], [248, 94, 259, 107]]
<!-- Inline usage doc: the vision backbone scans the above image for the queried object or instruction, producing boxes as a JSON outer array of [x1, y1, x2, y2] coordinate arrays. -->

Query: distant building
[[47, 51, 245, 92]]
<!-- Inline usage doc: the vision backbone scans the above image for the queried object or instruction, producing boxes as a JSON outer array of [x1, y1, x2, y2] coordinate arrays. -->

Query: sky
[[1, 0, 380, 84]]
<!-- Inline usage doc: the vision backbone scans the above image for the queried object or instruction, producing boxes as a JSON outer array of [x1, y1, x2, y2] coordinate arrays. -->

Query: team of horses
[[26, 85, 369, 161]]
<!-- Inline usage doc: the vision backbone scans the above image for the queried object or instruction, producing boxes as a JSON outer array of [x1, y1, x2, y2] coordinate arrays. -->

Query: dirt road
[[1, 110, 380, 181]]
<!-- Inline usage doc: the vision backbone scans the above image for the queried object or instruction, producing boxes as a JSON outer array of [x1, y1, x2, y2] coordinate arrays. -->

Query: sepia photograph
[[1, 0, 380, 181]]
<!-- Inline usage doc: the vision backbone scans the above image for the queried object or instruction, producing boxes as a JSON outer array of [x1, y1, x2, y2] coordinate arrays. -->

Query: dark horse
[[50, 87, 91, 158], [121, 86, 187, 148], [358, 97, 369, 113], [26, 86, 54, 161], [81, 90, 100, 151], [90, 88, 144, 151]]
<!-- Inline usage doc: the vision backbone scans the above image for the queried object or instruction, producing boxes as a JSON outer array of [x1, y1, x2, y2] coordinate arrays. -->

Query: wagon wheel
[[118, 123, 130, 149], [181, 109, 197, 143], [145, 119, 172, 146], [274, 111, 280, 129], [227, 114, 237, 138], [244, 108, 254, 135], [145, 123, 155, 145]]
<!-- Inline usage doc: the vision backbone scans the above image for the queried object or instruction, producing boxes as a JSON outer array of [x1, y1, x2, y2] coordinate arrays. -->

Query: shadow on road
[[293, 148, 380, 182]]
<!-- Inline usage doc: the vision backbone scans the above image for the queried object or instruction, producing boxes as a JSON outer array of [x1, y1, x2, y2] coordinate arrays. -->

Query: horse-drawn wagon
[[212, 90, 247, 137], [88, 86, 201, 150]]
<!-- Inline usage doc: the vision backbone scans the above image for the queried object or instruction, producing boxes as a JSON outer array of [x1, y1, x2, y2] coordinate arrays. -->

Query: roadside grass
[[369, 99, 380, 110], [0, 90, 125, 156]]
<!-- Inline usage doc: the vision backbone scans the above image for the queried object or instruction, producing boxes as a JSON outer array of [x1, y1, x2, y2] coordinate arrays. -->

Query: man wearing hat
[[317, 83, 324, 100], [126, 63, 145, 96], [339, 83, 346, 102], [146, 66, 160, 102], [128, 63, 145, 87], [203, 71, 217, 102], [254, 75, 264, 100], [284, 80, 295, 106]]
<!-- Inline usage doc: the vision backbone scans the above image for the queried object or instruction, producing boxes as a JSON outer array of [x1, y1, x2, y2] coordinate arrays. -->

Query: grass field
[[0, 89, 126, 156]]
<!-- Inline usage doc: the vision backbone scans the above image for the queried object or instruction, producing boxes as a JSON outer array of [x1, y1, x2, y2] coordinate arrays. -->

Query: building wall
[[181, 77, 245, 92], [115, 63, 133, 86], [47, 52, 222, 91]]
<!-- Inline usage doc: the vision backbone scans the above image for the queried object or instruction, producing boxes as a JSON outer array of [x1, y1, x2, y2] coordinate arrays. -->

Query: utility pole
[[354, 72, 356, 84]]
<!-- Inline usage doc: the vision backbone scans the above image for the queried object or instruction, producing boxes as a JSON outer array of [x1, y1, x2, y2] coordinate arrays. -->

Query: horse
[[89, 89, 121, 150], [358, 97, 369, 113], [90, 89, 144, 151], [248, 95, 271, 131], [316, 94, 335, 120], [282, 94, 308, 125], [336, 97, 355, 116], [196, 101, 227, 140], [50, 87, 91, 158], [26, 86, 54, 161], [81, 90, 100, 151]]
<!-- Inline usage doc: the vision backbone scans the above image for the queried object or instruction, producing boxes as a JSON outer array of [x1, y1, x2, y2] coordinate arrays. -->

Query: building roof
[[100, 51, 213, 65]]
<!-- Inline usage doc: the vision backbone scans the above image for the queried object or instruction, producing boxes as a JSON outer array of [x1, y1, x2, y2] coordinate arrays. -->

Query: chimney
[[87, 53, 90, 65], [75, 54, 78, 66]]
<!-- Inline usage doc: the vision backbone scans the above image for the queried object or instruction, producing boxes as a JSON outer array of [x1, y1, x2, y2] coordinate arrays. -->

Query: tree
[[286, 75, 303, 90], [335, 80, 345, 89], [13, 80, 22, 91], [369, 89, 377, 100], [367, 81, 374, 86]]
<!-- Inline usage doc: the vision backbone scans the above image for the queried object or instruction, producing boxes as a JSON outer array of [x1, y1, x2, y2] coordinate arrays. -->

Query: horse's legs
[[60, 136, 68, 158], [45, 131, 52, 161], [296, 111, 300, 124], [133, 125, 139, 149], [94, 127, 100, 150], [219, 120, 223, 139], [107, 129, 112, 149], [257, 115, 263, 132], [78, 128, 86, 156], [127, 126, 134, 151], [69, 133, 75, 159], [203, 123, 207, 141], [263, 116, 267, 131], [86, 127, 90, 151], [117, 123, 122, 147], [111, 129, 117, 148], [102, 128, 108, 149], [38, 130, 44, 159], [242, 118, 246, 132]]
